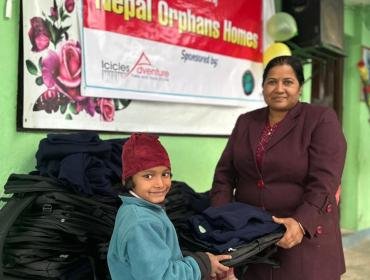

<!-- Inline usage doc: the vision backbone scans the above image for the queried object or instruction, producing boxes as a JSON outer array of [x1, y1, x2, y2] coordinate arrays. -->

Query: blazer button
[[315, 225, 323, 235], [326, 203, 333, 213], [257, 179, 265, 188]]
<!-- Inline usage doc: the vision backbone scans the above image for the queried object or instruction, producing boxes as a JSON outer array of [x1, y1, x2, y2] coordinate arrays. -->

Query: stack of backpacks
[[0, 174, 121, 280], [0, 132, 125, 279]]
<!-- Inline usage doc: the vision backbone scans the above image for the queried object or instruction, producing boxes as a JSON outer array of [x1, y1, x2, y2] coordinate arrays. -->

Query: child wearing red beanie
[[107, 133, 231, 280]]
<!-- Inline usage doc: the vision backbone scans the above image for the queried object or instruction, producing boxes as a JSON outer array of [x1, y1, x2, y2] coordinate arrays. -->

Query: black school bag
[[0, 174, 121, 280]]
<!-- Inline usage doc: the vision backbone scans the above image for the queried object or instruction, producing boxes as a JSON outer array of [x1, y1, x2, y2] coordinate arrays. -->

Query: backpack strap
[[0, 194, 37, 279], [220, 231, 283, 267], [4, 174, 63, 194]]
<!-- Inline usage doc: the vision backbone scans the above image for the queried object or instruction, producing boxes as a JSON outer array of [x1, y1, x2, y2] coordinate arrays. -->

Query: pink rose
[[28, 17, 50, 52], [65, 0, 75, 13], [42, 40, 82, 101], [98, 98, 115, 122]]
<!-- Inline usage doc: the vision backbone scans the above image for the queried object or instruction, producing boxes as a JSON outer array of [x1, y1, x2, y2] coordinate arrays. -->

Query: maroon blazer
[[210, 102, 346, 280]]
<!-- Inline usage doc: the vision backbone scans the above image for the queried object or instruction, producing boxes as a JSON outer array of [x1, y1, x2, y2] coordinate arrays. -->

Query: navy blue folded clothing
[[34, 132, 127, 195], [206, 202, 275, 229], [36, 132, 111, 164], [58, 153, 111, 195], [189, 202, 284, 252]]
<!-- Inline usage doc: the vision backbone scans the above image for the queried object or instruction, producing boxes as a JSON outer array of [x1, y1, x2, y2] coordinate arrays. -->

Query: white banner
[[80, 0, 265, 106], [81, 30, 263, 106], [21, 0, 274, 135]]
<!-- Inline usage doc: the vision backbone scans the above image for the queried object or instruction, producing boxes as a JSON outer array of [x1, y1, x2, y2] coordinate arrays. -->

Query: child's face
[[131, 165, 172, 204]]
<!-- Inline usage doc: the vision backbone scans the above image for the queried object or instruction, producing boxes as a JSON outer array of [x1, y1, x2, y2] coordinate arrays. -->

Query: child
[[108, 133, 231, 280]]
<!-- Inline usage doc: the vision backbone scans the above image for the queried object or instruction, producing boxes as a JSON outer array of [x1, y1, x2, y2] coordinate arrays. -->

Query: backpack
[[0, 174, 121, 280]]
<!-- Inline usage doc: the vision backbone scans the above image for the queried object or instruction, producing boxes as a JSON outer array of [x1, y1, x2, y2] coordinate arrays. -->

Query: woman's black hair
[[262, 55, 305, 87]]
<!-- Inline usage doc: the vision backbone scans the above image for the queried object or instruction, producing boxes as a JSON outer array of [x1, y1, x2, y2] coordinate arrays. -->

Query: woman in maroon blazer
[[210, 55, 346, 280]]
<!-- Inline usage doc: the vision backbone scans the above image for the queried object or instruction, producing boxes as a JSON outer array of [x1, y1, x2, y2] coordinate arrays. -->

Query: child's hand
[[205, 252, 231, 278]]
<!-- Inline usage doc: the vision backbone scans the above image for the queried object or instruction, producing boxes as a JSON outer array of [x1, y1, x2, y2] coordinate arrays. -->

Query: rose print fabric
[[26, 0, 130, 122]]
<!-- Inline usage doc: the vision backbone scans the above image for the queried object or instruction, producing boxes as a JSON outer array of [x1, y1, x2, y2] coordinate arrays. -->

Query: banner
[[21, 0, 273, 135], [81, 0, 263, 106]]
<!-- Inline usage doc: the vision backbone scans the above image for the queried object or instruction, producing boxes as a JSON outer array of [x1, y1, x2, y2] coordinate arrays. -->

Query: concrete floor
[[341, 237, 370, 279]]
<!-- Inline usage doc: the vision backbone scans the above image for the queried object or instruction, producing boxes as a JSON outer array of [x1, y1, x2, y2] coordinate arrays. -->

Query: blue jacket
[[108, 196, 201, 280]]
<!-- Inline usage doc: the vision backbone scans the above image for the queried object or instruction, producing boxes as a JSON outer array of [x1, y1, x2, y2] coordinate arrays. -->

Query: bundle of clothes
[[166, 182, 284, 278], [0, 132, 284, 279]]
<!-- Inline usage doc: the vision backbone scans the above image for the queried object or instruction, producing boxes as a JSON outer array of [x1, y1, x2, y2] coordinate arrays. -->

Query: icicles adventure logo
[[101, 52, 169, 82], [101, 60, 130, 80]]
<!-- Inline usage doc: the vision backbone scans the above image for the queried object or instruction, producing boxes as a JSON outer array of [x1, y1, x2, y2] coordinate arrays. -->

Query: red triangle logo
[[136, 52, 151, 66]]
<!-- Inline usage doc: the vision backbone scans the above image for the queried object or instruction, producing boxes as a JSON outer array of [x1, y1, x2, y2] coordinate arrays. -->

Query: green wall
[[0, 0, 45, 196], [341, 5, 370, 230], [1, 1, 370, 230]]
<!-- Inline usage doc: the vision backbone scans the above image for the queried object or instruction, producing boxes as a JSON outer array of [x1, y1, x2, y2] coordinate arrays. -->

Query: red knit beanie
[[122, 133, 171, 180]]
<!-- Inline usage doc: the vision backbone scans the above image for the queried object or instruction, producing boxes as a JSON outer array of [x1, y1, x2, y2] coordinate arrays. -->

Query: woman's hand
[[205, 252, 231, 278], [272, 216, 304, 249]]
